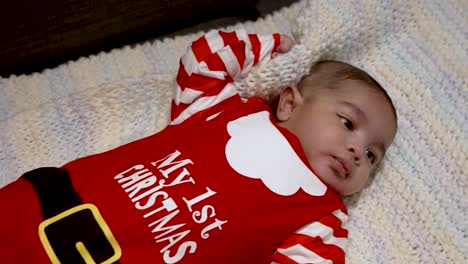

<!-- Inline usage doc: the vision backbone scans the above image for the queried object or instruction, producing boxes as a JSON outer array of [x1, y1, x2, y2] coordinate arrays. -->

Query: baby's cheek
[[308, 156, 333, 183], [349, 169, 371, 193]]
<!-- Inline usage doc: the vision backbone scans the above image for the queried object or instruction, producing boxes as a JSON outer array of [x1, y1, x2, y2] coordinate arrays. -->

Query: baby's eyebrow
[[340, 101, 367, 122], [375, 142, 386, 157], [340, 100, 388, 155]]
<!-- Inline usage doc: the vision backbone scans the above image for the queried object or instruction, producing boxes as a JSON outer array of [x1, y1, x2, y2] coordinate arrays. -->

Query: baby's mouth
[[331, 156, 350, 179]]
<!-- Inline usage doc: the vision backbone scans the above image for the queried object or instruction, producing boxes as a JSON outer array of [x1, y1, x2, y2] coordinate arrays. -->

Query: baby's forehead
[[310, 79, 395, 118], [302, 78, 377, 101], [301, 63, 397, 124], [320, 81, 397, 144]]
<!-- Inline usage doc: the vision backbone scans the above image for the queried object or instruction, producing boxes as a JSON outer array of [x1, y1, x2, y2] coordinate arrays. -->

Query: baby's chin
[[307, 155, 364, 196], [310, 162, 348, 195]]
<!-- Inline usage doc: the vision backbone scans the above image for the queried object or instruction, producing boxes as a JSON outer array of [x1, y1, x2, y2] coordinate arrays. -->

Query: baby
[[276, 60, 397, 196], [0, 30, 396, 264]]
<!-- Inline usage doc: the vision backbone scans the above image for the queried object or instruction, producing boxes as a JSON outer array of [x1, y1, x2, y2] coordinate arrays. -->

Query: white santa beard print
[[225, 111, 327, 196]]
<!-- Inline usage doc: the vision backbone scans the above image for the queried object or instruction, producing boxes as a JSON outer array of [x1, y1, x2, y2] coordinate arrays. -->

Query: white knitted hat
[[236, 44, 313, 100], [239, 0, 418, 118]]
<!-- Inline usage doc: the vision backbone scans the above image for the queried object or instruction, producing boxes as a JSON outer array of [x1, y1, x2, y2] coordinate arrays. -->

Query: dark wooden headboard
[[0, 0, 259, 77]]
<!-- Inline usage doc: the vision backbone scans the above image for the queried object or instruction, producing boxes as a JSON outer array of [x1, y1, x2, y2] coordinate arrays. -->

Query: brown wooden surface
[[0, 0, 259, 77]]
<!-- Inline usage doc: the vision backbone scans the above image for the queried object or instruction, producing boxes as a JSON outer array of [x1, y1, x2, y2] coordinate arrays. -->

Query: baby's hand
[[278, 34, 295, 53]]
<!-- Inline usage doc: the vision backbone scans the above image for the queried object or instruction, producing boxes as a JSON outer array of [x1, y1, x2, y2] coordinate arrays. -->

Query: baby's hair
[[299, 60, 397, 123]]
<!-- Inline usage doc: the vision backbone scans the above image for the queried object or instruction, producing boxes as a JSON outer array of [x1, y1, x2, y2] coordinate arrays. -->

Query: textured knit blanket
[[1, 0, 466, 263]]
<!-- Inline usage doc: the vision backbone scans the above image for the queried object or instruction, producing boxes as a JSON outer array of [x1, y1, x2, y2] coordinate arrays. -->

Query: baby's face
[[276, 79, 396, 195]]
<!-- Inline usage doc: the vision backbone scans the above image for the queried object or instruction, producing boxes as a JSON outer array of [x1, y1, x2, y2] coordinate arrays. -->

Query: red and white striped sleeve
[[271, 208, 349, 264], [170, 29, 281, 125]]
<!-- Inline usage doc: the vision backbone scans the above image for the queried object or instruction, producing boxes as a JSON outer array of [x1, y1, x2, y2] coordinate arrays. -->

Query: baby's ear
[[275, 84, 303, 122]]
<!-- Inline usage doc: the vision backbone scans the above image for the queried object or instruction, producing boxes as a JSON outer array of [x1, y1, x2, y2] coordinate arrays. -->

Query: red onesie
[[0, 30, 348, 264]]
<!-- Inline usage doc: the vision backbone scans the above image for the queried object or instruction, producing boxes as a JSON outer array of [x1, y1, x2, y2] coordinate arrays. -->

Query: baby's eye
[[366, 150, 376, 164], [340, 116, 354, 130]]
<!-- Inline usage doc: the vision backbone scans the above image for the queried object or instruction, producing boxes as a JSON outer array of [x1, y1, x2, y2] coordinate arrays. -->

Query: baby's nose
[[348, 145, 365, 164]]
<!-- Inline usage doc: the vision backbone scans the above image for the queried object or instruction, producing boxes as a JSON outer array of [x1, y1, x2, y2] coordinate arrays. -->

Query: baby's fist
[[278, 35, 295, 53]]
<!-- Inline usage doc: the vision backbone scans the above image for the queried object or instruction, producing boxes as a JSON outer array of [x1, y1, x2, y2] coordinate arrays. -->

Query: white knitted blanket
[[1, 0, 466, 263]]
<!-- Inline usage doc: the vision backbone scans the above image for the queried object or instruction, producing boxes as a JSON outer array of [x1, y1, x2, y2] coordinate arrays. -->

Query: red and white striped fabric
[[170, 29, 280, 125], [170, 30, 348, 263], [271, 208, 348, 264]]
